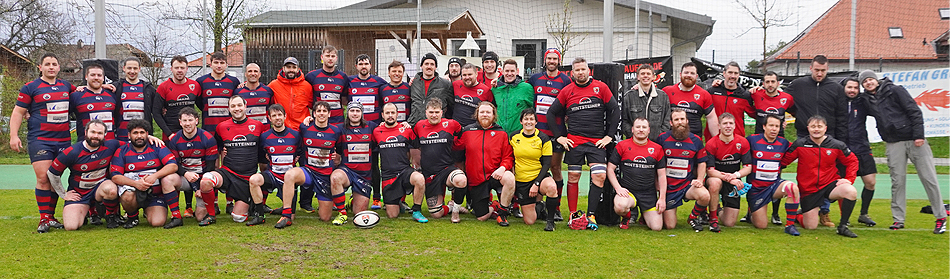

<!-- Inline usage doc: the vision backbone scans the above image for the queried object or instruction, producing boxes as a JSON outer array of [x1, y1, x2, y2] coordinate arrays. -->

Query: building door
[[512, 39, 546, 76]]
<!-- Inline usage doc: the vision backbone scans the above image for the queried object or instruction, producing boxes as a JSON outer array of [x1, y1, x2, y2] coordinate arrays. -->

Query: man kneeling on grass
[[110, 119, 183, 229], [608, 117, 666, 231]]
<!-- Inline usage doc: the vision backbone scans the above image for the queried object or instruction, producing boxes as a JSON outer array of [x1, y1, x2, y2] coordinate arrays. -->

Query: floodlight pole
[[95, 0, 105, 58]]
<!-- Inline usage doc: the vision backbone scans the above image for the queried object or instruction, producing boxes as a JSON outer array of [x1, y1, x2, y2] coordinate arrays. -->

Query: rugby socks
[[35, 189, 54, 220], [689, 204, 707, 219], [860, 189, 874, 215], [785, 202, 800, 226], [411, 204, 422, 213], [554, 179, 564, 211], [453, 187, 467, 205], [545, 196, 560, 222], [709, 205, 720, 223], [164, 191, 182, 219], [50, 192, 60, 216], [567, 181, 579, 212], [126, 211, 139, 219], [281, 207, 293, 218], [332, 193, 347, 215], [772, 201, 781, 217], [103, 199, 119, 216], [183, 190, 194, 209], [261, 190, 269, 204], [587, 185, 603, 214], [200, 189, 217, 216], [839, 199, 856, 225]]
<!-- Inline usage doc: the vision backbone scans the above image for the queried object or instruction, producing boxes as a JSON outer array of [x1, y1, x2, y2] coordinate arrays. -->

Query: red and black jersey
[[546, 79, 620, 146], [414, 118, 462, 175], [196, 74, 240, 135], [70, 88, 119, 141], [656, 131, 707, 193], [373, 123, 417, 178], [299, 122, 342, 176], [340, 122, 378, 178], [380, 82, 411, 122], [704, 136, 751, 173], [110, 143, 176, 190], [115, 80, 153, 141], [261, 127, 300, 180], [746, 134, 790, 188], [215, 117, 263, 178], [305, 69, 350, 126], [528, 72, 571, 137], [476, 70, 498, 86], [750, 88, 794, 135], [236, 84, 274, 128], [155, 78, 199, 136], [16, 78, 76, 142], [705, 85, 755, 139], [455, 123, 514, 186], [610, 139, 666, 192], [167, 128, 218, 175], [49, 140, 122, 194], [348, 75, 387, 123], [451, 80, 493, 127], [781, 136, 858, 196], [664, 84, 714, 136]]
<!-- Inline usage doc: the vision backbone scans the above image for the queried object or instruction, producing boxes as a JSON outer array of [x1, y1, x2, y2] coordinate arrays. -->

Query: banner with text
[[866, 68, 950, 142]]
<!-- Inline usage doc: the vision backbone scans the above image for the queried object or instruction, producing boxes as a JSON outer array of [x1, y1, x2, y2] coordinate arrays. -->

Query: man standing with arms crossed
[[528, 48, 571, 221]]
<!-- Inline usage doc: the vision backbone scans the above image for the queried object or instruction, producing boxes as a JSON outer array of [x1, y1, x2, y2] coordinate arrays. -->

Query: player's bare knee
[[450, 171, 467, 188], [249, 174, 264, 187]]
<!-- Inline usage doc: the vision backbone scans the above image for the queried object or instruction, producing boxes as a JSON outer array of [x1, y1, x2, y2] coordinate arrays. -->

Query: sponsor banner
[[615, 56, 674, 89]]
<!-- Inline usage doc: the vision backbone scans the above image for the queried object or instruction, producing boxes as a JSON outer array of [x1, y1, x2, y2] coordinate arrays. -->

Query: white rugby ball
[[353, 210, 380, 229]]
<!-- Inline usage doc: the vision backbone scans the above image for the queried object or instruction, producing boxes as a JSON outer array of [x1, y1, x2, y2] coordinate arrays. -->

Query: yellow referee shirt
[[510, 129, 553, 183]]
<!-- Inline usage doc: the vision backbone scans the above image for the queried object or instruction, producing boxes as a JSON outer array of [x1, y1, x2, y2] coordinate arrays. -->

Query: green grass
[[0, 189, 946, 277]]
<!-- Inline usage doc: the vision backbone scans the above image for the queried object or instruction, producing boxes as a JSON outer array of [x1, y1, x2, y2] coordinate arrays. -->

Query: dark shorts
[[564, 142, 607, 166], [424, 166, 458, 199], [625, 186, 658, 212], [452, 150, 466, 164], [665, 186, 692, 209], [381, 168, 416, 205], [551, 139, 566, 153], [748, 179, 784, 212], [469, 179, 498, 217], [28, 140, 69, 162], [856, 153, 877, 177], [64, 181, 103, 207], [301, 168, 332, 201], [515, 181, 539, 206], [712, 180, 741, 209], [261, 170, 284, 194], [801, 182, 837, 213], [338, 166, 372, 198], [215, 170, 252, 204]]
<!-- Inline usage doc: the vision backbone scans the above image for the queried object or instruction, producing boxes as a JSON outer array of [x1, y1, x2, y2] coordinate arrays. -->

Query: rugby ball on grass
[[354, 210, 380, 229]]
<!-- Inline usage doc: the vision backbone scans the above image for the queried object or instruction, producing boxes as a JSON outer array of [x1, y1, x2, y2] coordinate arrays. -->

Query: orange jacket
[[269, 70, 313, 130]]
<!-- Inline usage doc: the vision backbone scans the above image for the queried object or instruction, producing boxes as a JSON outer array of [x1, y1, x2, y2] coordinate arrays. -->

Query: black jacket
[[844, 92, 872, 155], [408, 72, 452, 125], [867, 78, 924, 143], [786, 75, 848, 142]]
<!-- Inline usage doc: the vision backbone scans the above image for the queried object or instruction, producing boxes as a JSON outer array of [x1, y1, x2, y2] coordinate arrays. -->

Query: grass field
[[1, 189, 947, 278]]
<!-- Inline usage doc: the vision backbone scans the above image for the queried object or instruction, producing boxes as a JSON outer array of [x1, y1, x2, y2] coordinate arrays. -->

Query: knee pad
[[590, 164, 607, 174], [231, 212, 247, 223], [567, 165, 583, 172], [201, 172, 219, 187]]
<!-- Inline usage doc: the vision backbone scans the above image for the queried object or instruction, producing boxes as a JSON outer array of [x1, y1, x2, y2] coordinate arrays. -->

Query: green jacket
[[492, 75, 535, 135]]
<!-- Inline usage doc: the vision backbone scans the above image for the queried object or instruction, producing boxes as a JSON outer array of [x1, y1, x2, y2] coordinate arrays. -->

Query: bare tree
[[159, 0, 264, 55], [735, 0, 794, 72], [0, 0, 74, 54], [546, 0, 586, 64]]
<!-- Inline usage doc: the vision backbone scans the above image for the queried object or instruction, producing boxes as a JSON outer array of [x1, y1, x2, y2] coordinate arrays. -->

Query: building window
[[451, 39, 486, 57], [940, 8, 949, 20], [888, 27, 903, 38]]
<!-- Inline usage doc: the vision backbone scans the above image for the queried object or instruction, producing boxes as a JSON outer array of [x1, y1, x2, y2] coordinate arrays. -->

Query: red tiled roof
[[188, 43, 244, 66], [769, 0, 947, 61]]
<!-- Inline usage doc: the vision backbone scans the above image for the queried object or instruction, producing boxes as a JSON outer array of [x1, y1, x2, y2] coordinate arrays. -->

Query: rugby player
[[455, 102, 515, 225], [446, 57, 462, 82], [414, 98, 467, 222], [527, 48, 571, 221], [195, 52, 240, 136], [305, 45, 349, 126], [347, 54, 387, 209], [250, 104, 299, 224], [546, 57, 620, 229], [663, 62, 718, 138], [110, 120, 181, 228], [378, 60, 412, 209], [328, 101, 378, 225], [114, 57, 157, 143], [166, 107, 218, 220], [657, 109, 711, 231], [374, 103, 429, 222], [451, 63, 493, 128], [276, 102, 342, 228], [71, 63, 118, 142], [746, 115, 801, 236], [704, 62, 754, 139], [509, 108, 559, 230], [747, 71, 794, 224], [155, 55, 200, 212], [47, 120, 121, 231], [780, 115, 859, 238], [703, 113, 752, 232], [608, 117, 666, 231], [477, 51, 501, 86], [237, 63, 275, 212]]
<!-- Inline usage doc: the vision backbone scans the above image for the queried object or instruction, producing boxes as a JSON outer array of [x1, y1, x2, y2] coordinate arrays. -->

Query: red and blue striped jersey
[[167, 128, 218, 175], [380, 82, 411, 122], [451, 80, 493, 127], [305, 69, 349, 126], [299, 122, 342, 176], [70, 88, 118, 141], [347, 75, 387, 123], [196, 74, 240, 135], [155, 78, 199, 137], [373, 124, 417, 178], [656, 131, 707, 193], [49, 139, 122, 193], [116, 80, 149, 142], [414, 118, 462, 176], [261, 128, 300, 180], [339, 122, 378, 178], [15, 78, 75, 142], [215, 117, 263, 177], [235, 84, 274, 127], [704, 136, 751, 174], [528, 72, 571, 136], [110, 143, 176, 189], [746, 134, 790, 188]]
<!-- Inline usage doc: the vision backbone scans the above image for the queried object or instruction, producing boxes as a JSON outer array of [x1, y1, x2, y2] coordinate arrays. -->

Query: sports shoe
[[163, 217, 183, 229], [836, 224, 858, 238], [90, 213, 103, 226], [709, 221, 721, 233], [332, 212, 348, 226], [47, 218, 64, 229], [37, 219, 51, 233], [274, 216, 292, 229], [784, 225, 800, 236], [261, 204, 274, 215], [371, 200, 382, 210], [934, 218, 947, 234], [225, 202, 234, 215], [214, 203, 221, 216], [739, 214, 750, 223], [586, 215, 598, 231], [105, 214, 120, 229], [448, 201, 461, 223], [182, 207, 194, 218], [619, 216, 631, 229], [496, 214, 509, 227], [698, 211, 709, 225], [818, 212, 835, 227], [771, 214, 782, 225], [269, 207, 283, 215], [400, 201, 412, 214], [858, 214, 877, 227], [553, 210, 563, 222], [123, 216, 139, 229], [198, 215, 216, 226], [544, 220, 556, 231], [412, 211, 429, 223], [687, 216, 703, 232], [511, 206, 523, 218], [300, 204, 316, 213], [889, 222, 905, 230]]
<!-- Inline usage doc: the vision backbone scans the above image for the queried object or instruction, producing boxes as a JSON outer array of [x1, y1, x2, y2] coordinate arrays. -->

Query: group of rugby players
[[12, 46, 944, 237]]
